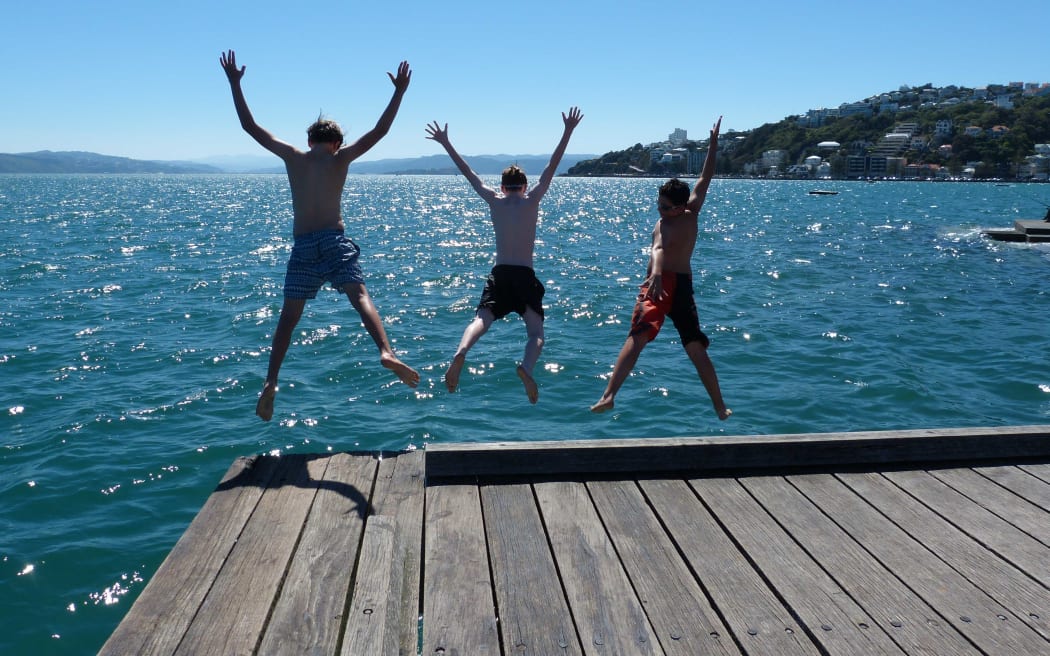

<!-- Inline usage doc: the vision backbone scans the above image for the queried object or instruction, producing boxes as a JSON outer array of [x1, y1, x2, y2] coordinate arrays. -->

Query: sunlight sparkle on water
[[88, 572, 143, 606]]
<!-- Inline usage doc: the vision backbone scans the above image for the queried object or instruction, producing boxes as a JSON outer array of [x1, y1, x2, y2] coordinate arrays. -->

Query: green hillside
[[568, 85, 1050, 180]]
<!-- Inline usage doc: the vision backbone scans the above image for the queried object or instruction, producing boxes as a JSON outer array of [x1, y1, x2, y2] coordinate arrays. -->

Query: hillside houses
[[644, 127, 713, 175], [798, 82, 1050, 129], [771, 82, 1050, 180], [569, 80, 1050, 179]]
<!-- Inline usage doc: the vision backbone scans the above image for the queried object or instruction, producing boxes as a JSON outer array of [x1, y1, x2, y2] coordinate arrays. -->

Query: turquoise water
[[2, 174, 1049, 653]]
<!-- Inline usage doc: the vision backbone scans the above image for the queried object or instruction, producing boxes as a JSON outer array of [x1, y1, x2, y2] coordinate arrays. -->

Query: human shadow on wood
[[213, 452, 376, 519]]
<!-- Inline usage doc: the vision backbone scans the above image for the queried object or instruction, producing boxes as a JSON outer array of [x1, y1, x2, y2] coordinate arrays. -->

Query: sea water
[[2, 174, 1049, 653]]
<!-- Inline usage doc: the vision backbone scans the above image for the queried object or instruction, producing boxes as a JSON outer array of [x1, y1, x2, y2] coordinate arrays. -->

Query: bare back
[[282, 148, 353, 236], [488, 193, 542, 267]]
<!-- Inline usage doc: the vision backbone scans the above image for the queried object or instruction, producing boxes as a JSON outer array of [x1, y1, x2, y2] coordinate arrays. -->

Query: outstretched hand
[[387, 61, 412, 94], [710, 116, 722, 143], [219, 49, 244, 84], [424, 121, 450, 147], [563, 106, 583, 130]]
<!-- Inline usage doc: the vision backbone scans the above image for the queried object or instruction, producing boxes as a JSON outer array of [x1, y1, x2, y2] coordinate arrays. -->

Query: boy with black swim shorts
[[220, 50, 420, 421], [425, 107, 582, 403], [591, 117, 730, 420]]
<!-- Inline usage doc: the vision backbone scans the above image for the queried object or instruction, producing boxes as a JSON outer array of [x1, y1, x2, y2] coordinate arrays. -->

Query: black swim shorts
[[477, 264, 545, 320]]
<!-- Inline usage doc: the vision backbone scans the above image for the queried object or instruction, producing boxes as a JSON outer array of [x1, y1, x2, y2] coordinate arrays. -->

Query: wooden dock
[[101, 426, 1050, 655], [982, 218, 1050, 243]]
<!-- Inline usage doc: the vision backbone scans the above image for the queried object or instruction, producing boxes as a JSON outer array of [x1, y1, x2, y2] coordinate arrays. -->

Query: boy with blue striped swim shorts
[[221, 49, 420, 421], [284, 230, 364, 300]]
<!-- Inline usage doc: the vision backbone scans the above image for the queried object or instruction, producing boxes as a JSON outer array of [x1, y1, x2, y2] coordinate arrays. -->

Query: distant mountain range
[[0, 150, 595, 176], [351, 153, 595, 176], [0, 151, 222, 174]]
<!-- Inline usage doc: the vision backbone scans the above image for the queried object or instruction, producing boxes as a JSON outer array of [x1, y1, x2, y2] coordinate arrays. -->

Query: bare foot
[[717, 407, 733, 421], [382, 353, 420, 388], [517, 365, 539, 404], [590, 397, 614, 413], [256, 382, 277, 422], [444, 354, 465, 393]]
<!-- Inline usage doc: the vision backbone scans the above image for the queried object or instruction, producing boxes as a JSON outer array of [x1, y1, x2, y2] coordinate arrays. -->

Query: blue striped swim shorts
[[283, 230, 364, 300]]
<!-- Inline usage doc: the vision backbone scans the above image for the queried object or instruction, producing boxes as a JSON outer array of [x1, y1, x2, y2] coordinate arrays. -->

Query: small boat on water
[[808, 190, 838, 196]]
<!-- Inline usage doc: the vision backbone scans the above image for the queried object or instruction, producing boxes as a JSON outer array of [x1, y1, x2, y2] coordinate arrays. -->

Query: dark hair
[[501, 164, 527, 187], [659, 178, 689, 206], [307, 117, 344, 146]]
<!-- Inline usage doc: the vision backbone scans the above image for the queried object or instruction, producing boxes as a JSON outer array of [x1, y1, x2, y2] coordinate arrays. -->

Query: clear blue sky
[[3, 0, 1048, 162]]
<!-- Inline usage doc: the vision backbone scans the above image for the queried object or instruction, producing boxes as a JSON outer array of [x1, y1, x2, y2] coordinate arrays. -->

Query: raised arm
[[341, 61, 412, 162], [529, 107, 583, 200], [687, 116, 721, 213], [219, 50, 296, 159], [425, 121, 497, 202]]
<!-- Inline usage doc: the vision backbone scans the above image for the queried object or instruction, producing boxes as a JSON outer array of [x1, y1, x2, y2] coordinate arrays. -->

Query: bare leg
[[445, 309, 494, 392], [517, 308, 545, 403], [257, 298, 306, 421], [343, 283, 420, 388], [590, 333, 647, 413], [684, 340, 731, 420]]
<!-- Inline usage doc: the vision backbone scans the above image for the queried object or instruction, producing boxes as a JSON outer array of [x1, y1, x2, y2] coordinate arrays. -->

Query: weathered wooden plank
[[424, 426, 1050, 477], [174, 454, 324, 656], [371, 450, 426, 656], [690, 477, 906, 655], [535, 480, 661, 655], [884, 470, 1050, 588], [1019, 463, 1050, 484], [927, 467, 1050, 545], [257, 453, 378, 655], [790, 473, 1050, 655], [341, 515, 403, 656], [741, 475, 980, 654], [975, 465, 1050, 511], [99, 455, 280, 656], [588, 479, 741, 656], [637, 478, 812, 655], [837, 471, 1050, 640], [422, 482, 499, 655], [481, 483, 582, 655]]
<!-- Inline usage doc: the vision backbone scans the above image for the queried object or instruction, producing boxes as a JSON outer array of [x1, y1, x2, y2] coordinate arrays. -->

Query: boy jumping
[[220, 49, 420, 421], [590, 117, 730, 420], [425, 107, 583, 403]]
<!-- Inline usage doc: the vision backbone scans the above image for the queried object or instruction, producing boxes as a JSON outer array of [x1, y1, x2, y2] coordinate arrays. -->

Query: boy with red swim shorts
[[629, 271, 709, 348], [591, 117, 730, 420]]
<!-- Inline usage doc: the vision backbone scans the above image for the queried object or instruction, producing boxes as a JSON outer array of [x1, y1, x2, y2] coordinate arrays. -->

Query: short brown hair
[[659, 178, 689, 206], [307, 118, 343, 146], [501, 164, 527, 187]]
